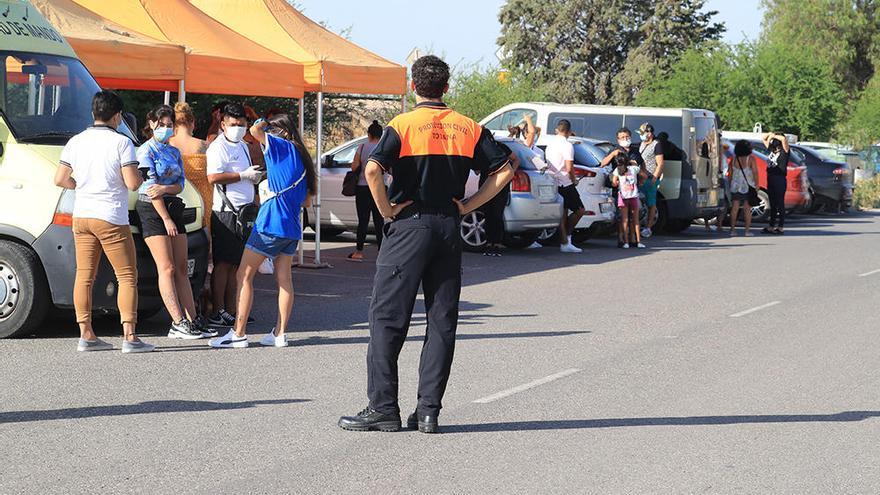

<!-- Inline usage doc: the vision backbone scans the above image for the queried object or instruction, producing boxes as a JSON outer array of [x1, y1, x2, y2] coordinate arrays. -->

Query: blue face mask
[[154, 127, 173, 143]]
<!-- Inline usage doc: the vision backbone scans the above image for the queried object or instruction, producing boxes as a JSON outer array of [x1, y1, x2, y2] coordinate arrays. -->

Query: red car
[[722, 140, 811, 220]]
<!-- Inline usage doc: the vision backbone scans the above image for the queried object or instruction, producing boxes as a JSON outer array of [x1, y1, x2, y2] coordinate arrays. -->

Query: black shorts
[[211, 211, 246, 265], [558, 184, 584, 213], [135, 198, 185, 238]]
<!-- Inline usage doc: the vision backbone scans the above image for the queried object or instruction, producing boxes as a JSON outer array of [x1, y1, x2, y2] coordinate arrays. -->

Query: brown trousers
[[72, 218, 138, 324]]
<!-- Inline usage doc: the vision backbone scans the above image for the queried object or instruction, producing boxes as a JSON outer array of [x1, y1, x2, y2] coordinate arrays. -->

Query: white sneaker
[[637, 243, 646, 249], [209, 329, 248, 349], [622, 243, 630, 249], [560, 243, 582, 254], [259, 328, 288, 348], [641, 228, 652, 238], [526, 241, 543, 249]]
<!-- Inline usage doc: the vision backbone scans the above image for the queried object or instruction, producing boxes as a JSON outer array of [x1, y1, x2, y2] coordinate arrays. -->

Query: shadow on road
[[0, 398, 310, 424], [443, 410, 880, 433]]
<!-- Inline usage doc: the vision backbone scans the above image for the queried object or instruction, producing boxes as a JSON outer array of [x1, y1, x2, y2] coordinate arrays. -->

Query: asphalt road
[[2, 212, 880, 494]]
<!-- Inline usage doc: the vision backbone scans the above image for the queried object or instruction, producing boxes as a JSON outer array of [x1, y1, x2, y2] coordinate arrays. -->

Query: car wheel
[[0, 241, 50, 338], [502, 232, 540, 249], [537, 227, 559, 246], [751, 190, 770, 222], [460, 211, 487, 252]]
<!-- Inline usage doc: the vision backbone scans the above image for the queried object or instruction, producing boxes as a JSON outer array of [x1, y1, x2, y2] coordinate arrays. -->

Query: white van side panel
[[0, 123, 59, 239]]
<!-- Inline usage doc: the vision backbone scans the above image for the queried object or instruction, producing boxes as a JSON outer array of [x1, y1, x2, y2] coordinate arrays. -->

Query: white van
[[0, 0, 208, 338], [481, 103, 726, 231]]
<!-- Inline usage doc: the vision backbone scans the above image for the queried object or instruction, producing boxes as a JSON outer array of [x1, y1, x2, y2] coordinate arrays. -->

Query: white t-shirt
[[613, 165, 642, 199], [206, 136, 255, 210], [544, 134, 574, 187], [60, 126, 138, 226]]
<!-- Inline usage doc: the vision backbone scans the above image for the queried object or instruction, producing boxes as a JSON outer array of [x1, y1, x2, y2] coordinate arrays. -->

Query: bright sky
[[298, 0, 764, 67]]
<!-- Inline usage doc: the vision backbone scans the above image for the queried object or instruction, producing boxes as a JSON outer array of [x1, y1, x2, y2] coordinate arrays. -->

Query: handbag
[[736, 158, 760, 206], [342, 144, 362, 197], [216, 184, 258, 239]]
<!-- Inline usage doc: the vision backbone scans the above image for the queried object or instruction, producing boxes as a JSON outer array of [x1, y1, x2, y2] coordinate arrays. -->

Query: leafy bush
[[853, 175, 880, 210]]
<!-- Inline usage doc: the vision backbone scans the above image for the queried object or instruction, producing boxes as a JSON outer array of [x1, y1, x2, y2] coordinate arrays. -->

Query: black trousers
[[480, 192, 507, 245], [767, 175, 787, 228], [367, 211, 462, 416], [355, 185, 384, 251]]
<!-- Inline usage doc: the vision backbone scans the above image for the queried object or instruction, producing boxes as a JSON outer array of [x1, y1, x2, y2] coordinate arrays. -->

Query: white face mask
[[618, 139, 632, 149], [225, 126, 247, 142]]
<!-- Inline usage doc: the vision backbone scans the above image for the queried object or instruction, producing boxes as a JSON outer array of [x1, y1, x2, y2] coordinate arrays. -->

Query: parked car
[[746, 140, 852, 213], [535, 138, 616, 243], [310, 136, 563, 252], [721, 140, 811, 220], [481, 102, 727, 232]]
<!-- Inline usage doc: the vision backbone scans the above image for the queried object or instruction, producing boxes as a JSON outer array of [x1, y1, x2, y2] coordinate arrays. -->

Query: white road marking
[[254, 288, 340, 298], [858, 268, 880, 278], [473, 368, 581, 404], [729, 301, 781, 318]]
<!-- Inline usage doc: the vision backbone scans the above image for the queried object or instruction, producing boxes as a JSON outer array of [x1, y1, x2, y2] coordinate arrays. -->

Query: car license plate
[[599, 202, 613, 214], [538, 185, 556, 201], [187, 259, 195, 277]]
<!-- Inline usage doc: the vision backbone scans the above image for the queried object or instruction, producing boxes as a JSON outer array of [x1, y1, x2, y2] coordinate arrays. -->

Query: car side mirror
[[322, 155, 334, 168]]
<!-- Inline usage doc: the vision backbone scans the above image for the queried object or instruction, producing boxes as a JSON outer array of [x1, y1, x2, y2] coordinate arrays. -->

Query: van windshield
[[1, 51, 135, 143]]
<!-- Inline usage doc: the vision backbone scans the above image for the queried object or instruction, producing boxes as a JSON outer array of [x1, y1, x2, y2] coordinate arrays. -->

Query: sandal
[[347, 252, 364, 262]]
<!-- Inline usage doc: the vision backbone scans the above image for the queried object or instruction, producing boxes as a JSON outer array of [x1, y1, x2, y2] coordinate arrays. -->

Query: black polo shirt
[[368, 101, 510, 209]]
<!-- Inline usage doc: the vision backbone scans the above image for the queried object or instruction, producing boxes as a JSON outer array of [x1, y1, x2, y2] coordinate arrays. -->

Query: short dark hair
[[556, 119, 571, 133], [617, 127, 632, 138], [411, 55, 449, 99], [223, 102, 246, 121], [734, 139, 752, 157], [92, 90, 124, 122]]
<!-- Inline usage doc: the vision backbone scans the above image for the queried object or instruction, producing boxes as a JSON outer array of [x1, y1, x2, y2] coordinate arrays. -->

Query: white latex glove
[[239, 166, 263, 184]]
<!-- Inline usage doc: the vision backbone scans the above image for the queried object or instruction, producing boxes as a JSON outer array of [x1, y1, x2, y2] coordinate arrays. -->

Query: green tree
[[445, 65, 550, 122], [497, 0, 723, 104], [638, 41, 844, 140], [838, 77, 880, 147], [613, 0, 724, 104], [762, 0, 880, 96]]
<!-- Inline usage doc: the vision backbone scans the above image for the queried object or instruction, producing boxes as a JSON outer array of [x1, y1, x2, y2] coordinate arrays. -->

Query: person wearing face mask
[[53, 91, 153, 353], [206, 102, 263, 329], [637, 123, 664, 238], [135, 105, 205, 339], [601, 127, 646, 248]]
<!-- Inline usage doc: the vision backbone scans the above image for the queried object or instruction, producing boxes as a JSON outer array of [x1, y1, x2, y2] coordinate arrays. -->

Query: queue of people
[[57, 90, 315, 353]]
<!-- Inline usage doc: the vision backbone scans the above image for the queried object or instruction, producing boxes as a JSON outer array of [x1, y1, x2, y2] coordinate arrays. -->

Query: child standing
[[611, 154, 647, 249]]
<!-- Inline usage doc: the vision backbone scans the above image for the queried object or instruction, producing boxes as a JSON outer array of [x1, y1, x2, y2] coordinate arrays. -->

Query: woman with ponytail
[[347, 120, 385, 261]]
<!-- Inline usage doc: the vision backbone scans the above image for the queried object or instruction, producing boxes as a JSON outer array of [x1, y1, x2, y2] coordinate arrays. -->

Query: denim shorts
[[245, 230, 298, 258], [642, 177, 661, 207]]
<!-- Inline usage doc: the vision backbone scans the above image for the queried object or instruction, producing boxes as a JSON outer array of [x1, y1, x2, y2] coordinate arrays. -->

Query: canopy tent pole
[[314, 90, 324, 266], [177, 80, 186, 103], [297, 97, 305, 267], [163, 91, 171, 105]]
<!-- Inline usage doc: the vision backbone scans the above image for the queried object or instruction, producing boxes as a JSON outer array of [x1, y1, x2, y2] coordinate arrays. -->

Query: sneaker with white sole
[[77, 338, 114, 352], [622, 243, 630, 249], [637, 243, 646, 249], [193, 315, 217, 338], [259, 328, 288, 347], [526, 241, 543, 250], [641, 228, 652, 238], [209, 329, 248, 349], [559, 243, 582, 254], [122, 339, 155, 353], [207, 310, 232, 328], [168, 319, 203, 340]]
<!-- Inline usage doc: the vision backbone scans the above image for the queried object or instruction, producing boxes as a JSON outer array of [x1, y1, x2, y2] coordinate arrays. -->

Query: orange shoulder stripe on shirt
[[389, 107, 482, 158]]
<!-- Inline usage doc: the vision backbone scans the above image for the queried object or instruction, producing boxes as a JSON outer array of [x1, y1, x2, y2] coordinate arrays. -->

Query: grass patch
[[853, 175, 880, 209]]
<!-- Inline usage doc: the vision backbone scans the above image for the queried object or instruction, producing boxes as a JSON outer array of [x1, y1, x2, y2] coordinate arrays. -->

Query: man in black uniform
[[338, 56, 514, 433]]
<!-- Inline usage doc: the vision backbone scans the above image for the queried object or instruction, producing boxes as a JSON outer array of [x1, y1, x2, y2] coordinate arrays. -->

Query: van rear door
[[692, 114, 721, 208]]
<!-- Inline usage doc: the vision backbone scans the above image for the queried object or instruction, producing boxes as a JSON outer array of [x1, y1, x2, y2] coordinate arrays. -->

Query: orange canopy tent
[[69, 0, 306, 98], [33, 0, 186, 91], [189, 0, 406, 95]]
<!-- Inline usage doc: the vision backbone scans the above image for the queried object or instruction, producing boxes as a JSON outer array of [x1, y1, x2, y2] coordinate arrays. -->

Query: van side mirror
[[0, 142, 3, 157]]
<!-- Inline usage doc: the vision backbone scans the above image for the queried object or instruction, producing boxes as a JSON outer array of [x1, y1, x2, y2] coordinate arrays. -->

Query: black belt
[[396, 203, 459, 219]]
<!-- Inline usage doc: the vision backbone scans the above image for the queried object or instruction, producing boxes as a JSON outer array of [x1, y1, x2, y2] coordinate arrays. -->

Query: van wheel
[[0, 241, 50, 338], [460, 211, 488, 252]]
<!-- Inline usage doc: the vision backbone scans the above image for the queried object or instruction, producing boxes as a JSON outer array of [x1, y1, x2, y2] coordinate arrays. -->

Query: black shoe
[[338, 407, 401, 432], [406, 411, 440, 434]]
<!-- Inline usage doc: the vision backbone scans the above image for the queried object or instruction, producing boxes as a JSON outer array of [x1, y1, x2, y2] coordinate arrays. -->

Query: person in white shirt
[[544, 119, 586, 253], [206, 102, 263, 328], [53, 90, 154, 353]]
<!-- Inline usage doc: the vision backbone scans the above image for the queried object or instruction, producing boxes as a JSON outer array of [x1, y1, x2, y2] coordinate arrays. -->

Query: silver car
[[311, 136, 563, 251]]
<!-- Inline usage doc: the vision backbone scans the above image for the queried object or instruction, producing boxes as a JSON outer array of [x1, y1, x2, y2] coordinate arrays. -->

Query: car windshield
[[1, 51, 135, 143], [572, 142, 602, 166]]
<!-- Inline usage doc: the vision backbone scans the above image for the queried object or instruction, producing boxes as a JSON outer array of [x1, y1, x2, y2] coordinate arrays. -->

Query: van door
[[693, 114, 720, 208]]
